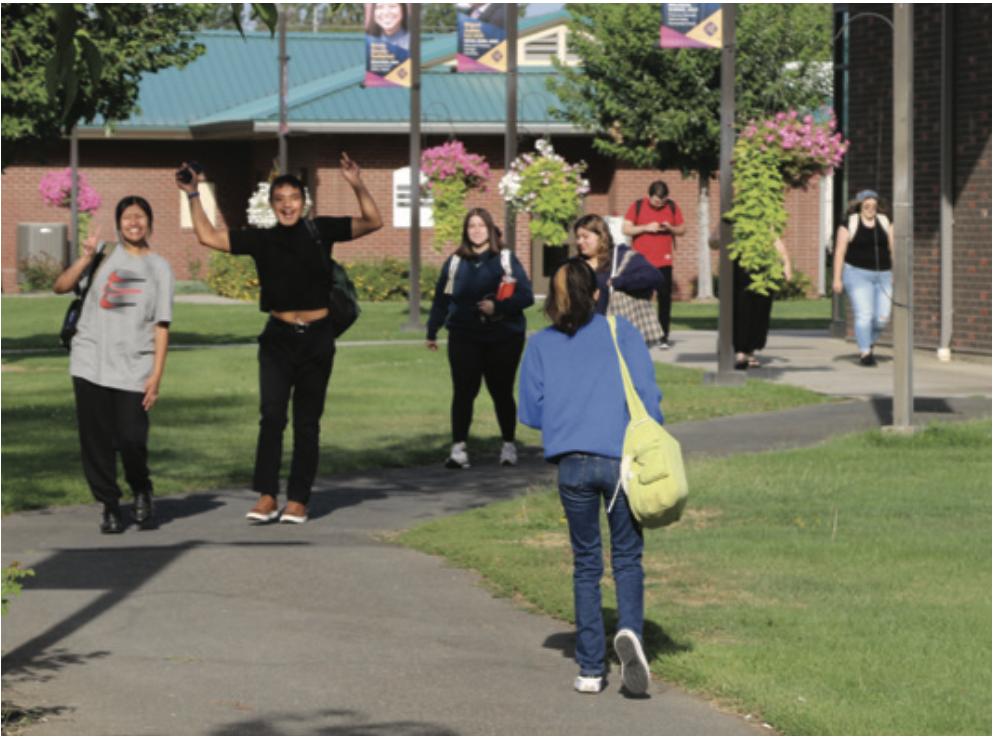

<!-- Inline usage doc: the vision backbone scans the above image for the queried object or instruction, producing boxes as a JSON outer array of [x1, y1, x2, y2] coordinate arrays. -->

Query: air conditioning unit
[[17, 223, 69, 283]]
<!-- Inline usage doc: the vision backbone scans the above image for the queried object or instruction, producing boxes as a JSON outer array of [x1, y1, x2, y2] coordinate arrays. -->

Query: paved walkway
[[2, 330, 990, 736]]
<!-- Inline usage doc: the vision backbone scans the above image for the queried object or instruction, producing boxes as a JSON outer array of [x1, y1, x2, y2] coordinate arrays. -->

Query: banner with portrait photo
[[457, 3, 507, 73], [365, 3, 412, 88], [660, 3, 722, 49]]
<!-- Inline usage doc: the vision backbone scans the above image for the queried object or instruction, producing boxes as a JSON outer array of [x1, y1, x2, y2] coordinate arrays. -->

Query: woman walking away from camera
[[575, 214, 663, 346], [427, 208, 534, 469], [833, 190, 894, 366], [54, 196, 174, 534], [518, 258, 660, 696]]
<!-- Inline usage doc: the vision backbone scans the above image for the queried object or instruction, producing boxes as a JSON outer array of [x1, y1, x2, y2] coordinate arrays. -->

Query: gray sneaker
[[445, 443, 470, 469], [614, 629, 650, 695]]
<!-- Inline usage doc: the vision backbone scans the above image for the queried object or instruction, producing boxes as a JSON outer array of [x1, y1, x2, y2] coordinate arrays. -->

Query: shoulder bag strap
[[607, 316, 650, 424], [78, 241, 115, 301], [444, 255, 461, 295]]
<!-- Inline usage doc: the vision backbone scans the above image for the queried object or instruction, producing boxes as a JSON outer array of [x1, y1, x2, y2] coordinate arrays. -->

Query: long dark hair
[[455, 207, 503, 259], [544, 258, 598, 337], [115, 196, 154, 237]]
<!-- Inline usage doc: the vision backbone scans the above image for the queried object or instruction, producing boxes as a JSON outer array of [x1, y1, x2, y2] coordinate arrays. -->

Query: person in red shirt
[[622, 181, 685, 348]]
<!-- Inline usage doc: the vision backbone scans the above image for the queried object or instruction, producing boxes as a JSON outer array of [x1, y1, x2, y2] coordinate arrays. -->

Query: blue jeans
[[558, 453, 645, 676], [843, 264, 893, 353]]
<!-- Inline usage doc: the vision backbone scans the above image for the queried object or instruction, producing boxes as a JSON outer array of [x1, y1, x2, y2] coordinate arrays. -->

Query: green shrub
[[19, 253, 63, 292], [206, 251, 259, 302], [206, 253, 442, 304], [341, 258, 441, 303], [775, 268, 817, 301]]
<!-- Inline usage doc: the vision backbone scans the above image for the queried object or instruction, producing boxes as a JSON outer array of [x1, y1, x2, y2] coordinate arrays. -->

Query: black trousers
[[732, 260, 774, 355], [72, 376, 152, 508], [254, 317, 336, 505], [655, 266, 673, 339], [447, 333, 525, 445]]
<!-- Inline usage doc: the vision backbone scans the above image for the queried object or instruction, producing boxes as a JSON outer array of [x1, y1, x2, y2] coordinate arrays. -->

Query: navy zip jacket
[[593, 244, 664, 315], [427, 250, 535, 342]]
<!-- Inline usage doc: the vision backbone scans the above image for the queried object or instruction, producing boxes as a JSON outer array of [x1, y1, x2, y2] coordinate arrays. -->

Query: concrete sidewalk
[[2, 331, 989, 736]]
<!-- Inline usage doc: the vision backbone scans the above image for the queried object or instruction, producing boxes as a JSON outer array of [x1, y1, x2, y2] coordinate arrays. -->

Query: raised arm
[[54, 225, 101, 294], [340, 153, 383, 239], [175, 163, 230, 252]]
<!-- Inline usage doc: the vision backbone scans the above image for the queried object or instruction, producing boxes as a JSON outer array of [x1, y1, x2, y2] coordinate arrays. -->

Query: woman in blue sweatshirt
[[427, 208, 534, 469], [519, 258, 662, 696]]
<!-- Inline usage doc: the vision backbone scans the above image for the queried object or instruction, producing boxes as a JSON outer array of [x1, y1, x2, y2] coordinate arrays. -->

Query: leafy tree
[[549, 3, 832, 299], [2, 3, 281, 169]]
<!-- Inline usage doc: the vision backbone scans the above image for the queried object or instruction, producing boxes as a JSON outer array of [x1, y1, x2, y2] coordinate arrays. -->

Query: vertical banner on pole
[[365, 3, 412, 87], [457, 4, 507, 72], [660, 3, 723, 49]]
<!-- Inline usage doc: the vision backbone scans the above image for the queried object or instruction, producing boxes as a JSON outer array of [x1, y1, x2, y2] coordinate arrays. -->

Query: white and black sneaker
[[614, 629, 651, 695], [445, 443, 470, 469], [574, 674, 606, 694], [500, 442, 518, 466]]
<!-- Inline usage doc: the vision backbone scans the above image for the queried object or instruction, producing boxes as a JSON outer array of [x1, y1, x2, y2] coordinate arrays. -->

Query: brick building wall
[[3, 134, 824, 300], [843, 3, 991, 355]]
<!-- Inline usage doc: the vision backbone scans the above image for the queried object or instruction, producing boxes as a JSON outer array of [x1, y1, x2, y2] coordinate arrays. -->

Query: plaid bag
[[606, 249, 664, 345]]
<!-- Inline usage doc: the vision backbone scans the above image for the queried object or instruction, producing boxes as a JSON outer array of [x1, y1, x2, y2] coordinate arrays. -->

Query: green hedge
[[206, 253, 441, 304]]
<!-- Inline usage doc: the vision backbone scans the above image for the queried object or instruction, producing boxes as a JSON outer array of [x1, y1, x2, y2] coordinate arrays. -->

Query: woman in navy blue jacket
[[519, 258, 661, 696], [574, 214, 664, 346], [427, 208, 534, 469]]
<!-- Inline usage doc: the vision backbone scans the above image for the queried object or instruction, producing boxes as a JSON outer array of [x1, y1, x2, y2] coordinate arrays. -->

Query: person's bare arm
[[175, 163, 230, 252], [833, 227, 850, 294], [143, 323, 170, 411], [340, 153, 383, 239]]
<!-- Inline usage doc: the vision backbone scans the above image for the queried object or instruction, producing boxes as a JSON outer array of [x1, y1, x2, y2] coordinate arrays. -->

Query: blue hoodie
[[427, 250, 535, 342], [518, 314, 664, 462]]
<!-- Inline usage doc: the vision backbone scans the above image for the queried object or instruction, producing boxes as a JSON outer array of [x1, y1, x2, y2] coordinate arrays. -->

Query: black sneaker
[[859, 353, 877, 367], [101, 506, 125, 535], [133, 491, 157, 529]]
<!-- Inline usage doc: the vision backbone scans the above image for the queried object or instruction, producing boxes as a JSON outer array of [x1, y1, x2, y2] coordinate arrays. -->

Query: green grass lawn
[[1, 294, 832, 351], [397, 420, 993, 736], [2, 294, 831, 513]]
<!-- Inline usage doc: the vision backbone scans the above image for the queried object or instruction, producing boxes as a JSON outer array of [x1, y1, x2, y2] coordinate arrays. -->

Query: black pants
[[447, 333, 525, 445], [655, 266, 673, 339], [732, 260, 774, 355], [73, 377, 152, 508], [254, 317, 336, 505]]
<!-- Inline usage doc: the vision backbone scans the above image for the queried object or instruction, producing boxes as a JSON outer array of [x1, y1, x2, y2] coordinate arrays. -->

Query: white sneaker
[[574, 674, 606, 694], [614, 629, 651, 695], [500, 442, 518, 466], [445, 443, 470, 469]]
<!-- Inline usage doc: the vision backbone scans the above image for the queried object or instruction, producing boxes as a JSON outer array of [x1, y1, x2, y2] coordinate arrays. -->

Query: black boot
[[133, 491, 157, 530], [101, 505, 124, 534]]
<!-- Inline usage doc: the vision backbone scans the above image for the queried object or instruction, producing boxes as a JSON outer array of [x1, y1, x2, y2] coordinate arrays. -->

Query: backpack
[[304, 219, 360, 338], [606, 316, 688, 529], [443, 249, 513, 295], [59, 241, 117, 350]]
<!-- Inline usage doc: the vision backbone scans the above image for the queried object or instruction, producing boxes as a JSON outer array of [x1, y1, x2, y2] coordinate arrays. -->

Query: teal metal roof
[[84, 11, 576, 136]]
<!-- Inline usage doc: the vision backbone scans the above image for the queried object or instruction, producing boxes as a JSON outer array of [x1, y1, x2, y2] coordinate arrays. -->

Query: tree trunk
[[696, 172, 714, 300]]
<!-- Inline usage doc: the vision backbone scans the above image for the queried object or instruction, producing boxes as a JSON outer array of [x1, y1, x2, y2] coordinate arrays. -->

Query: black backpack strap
[[635, 198, 642, 222], [304, 218, 334, 281]]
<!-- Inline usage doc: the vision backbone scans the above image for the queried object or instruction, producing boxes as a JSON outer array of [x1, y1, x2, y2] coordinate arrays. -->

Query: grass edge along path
[[396, 420, 993, 736]]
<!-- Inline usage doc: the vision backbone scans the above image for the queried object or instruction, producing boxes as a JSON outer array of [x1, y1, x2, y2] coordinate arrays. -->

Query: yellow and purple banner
[[457, 3, 507, 73], [365, 3, 412, 88], [660, 3, 722, 49]]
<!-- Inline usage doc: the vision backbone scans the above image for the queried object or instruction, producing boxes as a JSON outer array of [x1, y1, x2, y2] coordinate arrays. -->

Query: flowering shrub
[[206, 251, 259, 302], [728, 108, 848, 294], [421, 141, 490, 252], [39, 168, 102, 212], [246, 181, 312, 228], [500, 139, 589, 247]]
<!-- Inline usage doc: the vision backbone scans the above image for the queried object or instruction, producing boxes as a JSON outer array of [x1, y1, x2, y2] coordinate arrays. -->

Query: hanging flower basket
[[728, 107, 849, 293], [500, 139, 590, 247], [420, 141, 490, 252]]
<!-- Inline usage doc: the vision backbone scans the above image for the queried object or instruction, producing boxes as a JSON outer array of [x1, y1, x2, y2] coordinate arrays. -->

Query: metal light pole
[[278, 7, 289, 175], [505, 4, 518, 255], [402, 5, 425, 331], [890, 4, 916, 431], [705, 3, 745, 387]]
